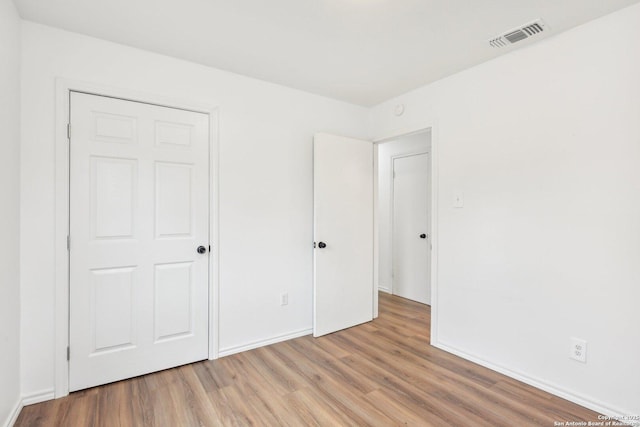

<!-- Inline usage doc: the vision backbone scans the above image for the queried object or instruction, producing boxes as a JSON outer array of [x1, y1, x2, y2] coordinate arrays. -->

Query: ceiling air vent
[[489, 19, 546, 48]]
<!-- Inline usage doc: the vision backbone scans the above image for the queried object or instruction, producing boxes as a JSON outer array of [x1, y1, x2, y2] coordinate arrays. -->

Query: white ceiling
[[13, 0, 640, 106]]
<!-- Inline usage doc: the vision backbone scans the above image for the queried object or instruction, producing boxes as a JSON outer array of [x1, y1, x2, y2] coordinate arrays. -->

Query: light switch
[[453, 193, 464, 208]]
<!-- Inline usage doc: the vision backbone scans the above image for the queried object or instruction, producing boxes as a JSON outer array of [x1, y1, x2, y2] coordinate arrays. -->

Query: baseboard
[[218, 328, 312, 357], [21, 389, 55, 406], [2, 389, 57, 427], [3, 398, 23, 427], [378, 286, 391, 294], [432, 340, 639, 426]]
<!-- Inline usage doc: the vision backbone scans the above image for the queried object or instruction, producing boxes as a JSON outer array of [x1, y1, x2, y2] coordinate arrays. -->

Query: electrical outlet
[[453, 192, 464, 208], [570, 337, 587, 363], [280, 293, 289, 306]]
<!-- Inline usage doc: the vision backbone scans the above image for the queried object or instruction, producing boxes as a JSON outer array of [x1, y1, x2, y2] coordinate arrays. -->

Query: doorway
[[376, 130, 432, 305]]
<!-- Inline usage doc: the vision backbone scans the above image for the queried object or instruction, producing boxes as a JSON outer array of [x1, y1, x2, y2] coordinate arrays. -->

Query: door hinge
[[66, 346, 70, 361], [209, 245, 211, 252], [67, 235, 70, 251], [67, 123, 71, 140]]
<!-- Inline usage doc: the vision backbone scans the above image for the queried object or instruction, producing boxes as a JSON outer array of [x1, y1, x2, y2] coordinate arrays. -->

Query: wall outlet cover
[[570, 337, 587, 363], [280, 293, 289, 306], [453, 193, 464, 208]]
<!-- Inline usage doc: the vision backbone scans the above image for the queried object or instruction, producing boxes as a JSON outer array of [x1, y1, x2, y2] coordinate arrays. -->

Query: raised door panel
[[154, 262, 193, 342], [155, 162, 194, 238], [91, 157, 137, 239], [155, 121, 193, 149], [93, 112, 137, 145], [91, 267, 137, 353]]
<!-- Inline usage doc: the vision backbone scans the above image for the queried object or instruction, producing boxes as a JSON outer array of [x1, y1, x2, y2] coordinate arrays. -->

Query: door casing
[[54, 78, 220, 398]]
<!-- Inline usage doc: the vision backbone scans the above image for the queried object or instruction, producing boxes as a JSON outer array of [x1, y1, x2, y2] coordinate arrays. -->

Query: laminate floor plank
[[15, 292, 603, 426], [240, 346, 309, 396], [338, 352, 495, 427], [283, 387, 349, 427], [204, 388, 242, 427], [276, 342, 398, 427], [285, 336, 380, 394], [364, 388, 439, 427]]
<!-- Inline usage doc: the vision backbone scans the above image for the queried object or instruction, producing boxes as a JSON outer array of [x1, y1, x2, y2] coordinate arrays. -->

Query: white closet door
[[69, 92, 209, 391], [313, 133, 374, 337], [393, 153, 431, 304]]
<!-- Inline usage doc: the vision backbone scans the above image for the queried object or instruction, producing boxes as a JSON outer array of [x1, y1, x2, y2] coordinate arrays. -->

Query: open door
[[313, 133, 374, 337]]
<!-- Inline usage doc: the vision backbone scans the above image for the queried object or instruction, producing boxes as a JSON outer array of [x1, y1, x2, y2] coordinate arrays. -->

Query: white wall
[[17, 1, 640, 418], [20, 22, 369, 398], [0, 0, 21, 425], [371, 3, 640, 417], [377, 132, 431, 292]]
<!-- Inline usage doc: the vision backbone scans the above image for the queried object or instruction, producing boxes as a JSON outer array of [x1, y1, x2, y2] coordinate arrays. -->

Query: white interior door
[[392, 153, 431, 304], [313, 133, 374, 337], [69, 92, 210, 391]]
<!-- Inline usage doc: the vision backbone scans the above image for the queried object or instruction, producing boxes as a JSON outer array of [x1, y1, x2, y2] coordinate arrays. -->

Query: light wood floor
[[16, 293, 601, 426]]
